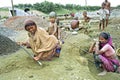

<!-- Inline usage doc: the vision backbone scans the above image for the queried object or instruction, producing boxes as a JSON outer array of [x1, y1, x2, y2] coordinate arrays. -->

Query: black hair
[[24, 20, 37, 31], [102, 2, 105, 6], [99, 32, 110, 40], [99, 32, 113, 49]]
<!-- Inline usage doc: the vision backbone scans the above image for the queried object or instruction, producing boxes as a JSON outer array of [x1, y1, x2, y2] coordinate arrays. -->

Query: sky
[[0, 0, 120, 7]]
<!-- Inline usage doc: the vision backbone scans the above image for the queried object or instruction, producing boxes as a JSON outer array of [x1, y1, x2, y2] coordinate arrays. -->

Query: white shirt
[[97, 8, 109, 20]]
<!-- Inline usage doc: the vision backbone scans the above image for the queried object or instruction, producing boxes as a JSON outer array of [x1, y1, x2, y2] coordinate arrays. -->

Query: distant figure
[[48, 11, 61, 40], [74, 12, 80, 19], [82, 11, 91, 34], [24, 7, 31, 15], [103, 0, 111, 13], [83, 11, 91, 23], [48, 11, 62, 57], [70, 12, 75, 18], [82, 11, 91, 27], [103, 0, 111, 27], [70, 17, 79, 31], [24, 7, 30, 13], [97, 3, 109, 30]]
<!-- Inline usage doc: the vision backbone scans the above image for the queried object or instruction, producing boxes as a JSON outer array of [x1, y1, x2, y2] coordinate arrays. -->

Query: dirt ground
[[0, 15, 120, 80]]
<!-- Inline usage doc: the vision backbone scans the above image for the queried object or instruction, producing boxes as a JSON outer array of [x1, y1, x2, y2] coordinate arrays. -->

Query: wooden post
[[11, 0, 15, 16], [85, 0, 87, 10], [85, 0, 87, 6]]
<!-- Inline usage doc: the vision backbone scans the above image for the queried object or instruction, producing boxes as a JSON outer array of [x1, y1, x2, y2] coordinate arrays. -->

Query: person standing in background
[[103, 0, 111, 27], [97, 3, 109, 30]]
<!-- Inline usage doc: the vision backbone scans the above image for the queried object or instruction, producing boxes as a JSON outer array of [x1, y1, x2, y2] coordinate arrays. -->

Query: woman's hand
[[17, 42, 26, 46], [95, 41, 99, 54], [89, 42, 96, 53]]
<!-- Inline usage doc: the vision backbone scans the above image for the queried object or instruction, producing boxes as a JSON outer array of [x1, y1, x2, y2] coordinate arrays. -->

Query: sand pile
[[4, 16, 49, 30], [109, 17, 120, 24], [0, 34, 20, 55]]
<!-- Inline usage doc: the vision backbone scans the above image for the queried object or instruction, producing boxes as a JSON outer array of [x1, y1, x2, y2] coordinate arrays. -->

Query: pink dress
[[98, 43, 120, 72]]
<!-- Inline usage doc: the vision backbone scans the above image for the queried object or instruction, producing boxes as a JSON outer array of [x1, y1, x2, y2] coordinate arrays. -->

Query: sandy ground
[[0, 30, 96, 80], [0, 15, 120, 80]]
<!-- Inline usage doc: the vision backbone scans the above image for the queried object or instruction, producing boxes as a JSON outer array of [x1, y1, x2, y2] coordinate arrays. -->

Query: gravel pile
[[0, 27, 18, 38], [0, 34, 20, 55]]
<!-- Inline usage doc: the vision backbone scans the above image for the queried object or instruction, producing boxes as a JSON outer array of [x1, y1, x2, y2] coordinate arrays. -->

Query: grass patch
[[56, 8, 79, 15], [0, 8, 9, 11]]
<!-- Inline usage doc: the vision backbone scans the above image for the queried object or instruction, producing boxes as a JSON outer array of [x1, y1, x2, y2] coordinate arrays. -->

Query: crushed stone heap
[[0, 34, 20, 55]]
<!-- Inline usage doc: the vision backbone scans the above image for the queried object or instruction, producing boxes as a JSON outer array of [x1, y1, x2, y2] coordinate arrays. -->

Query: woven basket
[[116, 48, 120, 56]]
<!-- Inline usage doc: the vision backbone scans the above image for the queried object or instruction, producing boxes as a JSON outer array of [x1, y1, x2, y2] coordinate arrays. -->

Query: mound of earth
[[111, 9, 120, 18], [4, 16, 49, 30], [0, 27, 18, 38], [109, 17, 120, 24], [0, 34, 20, 55], [0, 23, 120, 80]]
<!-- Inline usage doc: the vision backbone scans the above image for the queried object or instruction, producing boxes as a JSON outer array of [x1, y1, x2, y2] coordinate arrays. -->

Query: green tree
[[116, 5, 120, 9], [65, 4, 74, 10], [33, 1, 56, 13], [74, 5, 81, 10], [14, 4, 33, 9]]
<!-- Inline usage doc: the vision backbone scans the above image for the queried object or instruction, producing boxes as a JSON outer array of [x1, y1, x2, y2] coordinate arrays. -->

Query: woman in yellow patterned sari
[[23, 19, 59, 61]]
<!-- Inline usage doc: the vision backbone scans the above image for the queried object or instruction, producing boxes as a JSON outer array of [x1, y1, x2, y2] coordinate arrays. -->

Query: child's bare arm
[[17, 38, 31, 48], [52, 23, 57, 35]]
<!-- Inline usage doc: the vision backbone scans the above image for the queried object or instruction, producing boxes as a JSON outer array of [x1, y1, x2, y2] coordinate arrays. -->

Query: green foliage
[[33, 1, 58, 13], [65, 4, 74, 10], [74, 5, 81, 10], [14, 4, 33, 9], [13, 1, 102, 14], [116, 5, 120, 9], [0, 8, 8, 11], [56, 8, 69, 15], [86, 6, 100, 11]]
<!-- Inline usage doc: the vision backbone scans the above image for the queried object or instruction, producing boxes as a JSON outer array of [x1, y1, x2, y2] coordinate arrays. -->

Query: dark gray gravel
[[0, 24, 20, 55], [0, 33, 20, 55], [0, 26, 18, 38]]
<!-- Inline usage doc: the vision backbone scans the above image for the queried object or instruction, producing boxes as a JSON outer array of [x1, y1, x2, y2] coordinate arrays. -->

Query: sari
[[28, 27, 58, 60]]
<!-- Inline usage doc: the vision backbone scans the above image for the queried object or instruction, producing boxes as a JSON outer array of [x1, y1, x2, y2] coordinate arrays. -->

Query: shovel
[[20, 45, 42, 66]]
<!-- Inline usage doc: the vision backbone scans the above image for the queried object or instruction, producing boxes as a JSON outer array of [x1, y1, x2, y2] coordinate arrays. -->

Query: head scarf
[[99, 32, 113, 49]]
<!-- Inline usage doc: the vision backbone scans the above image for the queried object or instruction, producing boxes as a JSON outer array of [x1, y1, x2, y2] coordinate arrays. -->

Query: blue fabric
[[56, 48, 61, 54]]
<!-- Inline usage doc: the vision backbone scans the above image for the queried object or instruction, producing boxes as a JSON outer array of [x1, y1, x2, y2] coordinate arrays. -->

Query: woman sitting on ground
[[89, 32, 120, 75], [21, 19, 59, 61]]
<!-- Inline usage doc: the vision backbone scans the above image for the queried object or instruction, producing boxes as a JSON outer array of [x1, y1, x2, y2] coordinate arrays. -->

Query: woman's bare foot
[[54, 53, 60, 57], [33, 53, 43, 61], [97, 70, 107, 76]]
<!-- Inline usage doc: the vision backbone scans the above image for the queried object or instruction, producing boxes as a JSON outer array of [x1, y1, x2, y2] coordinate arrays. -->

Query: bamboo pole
[[85, 0, 87, 6], [11, 0, 15, 16]]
